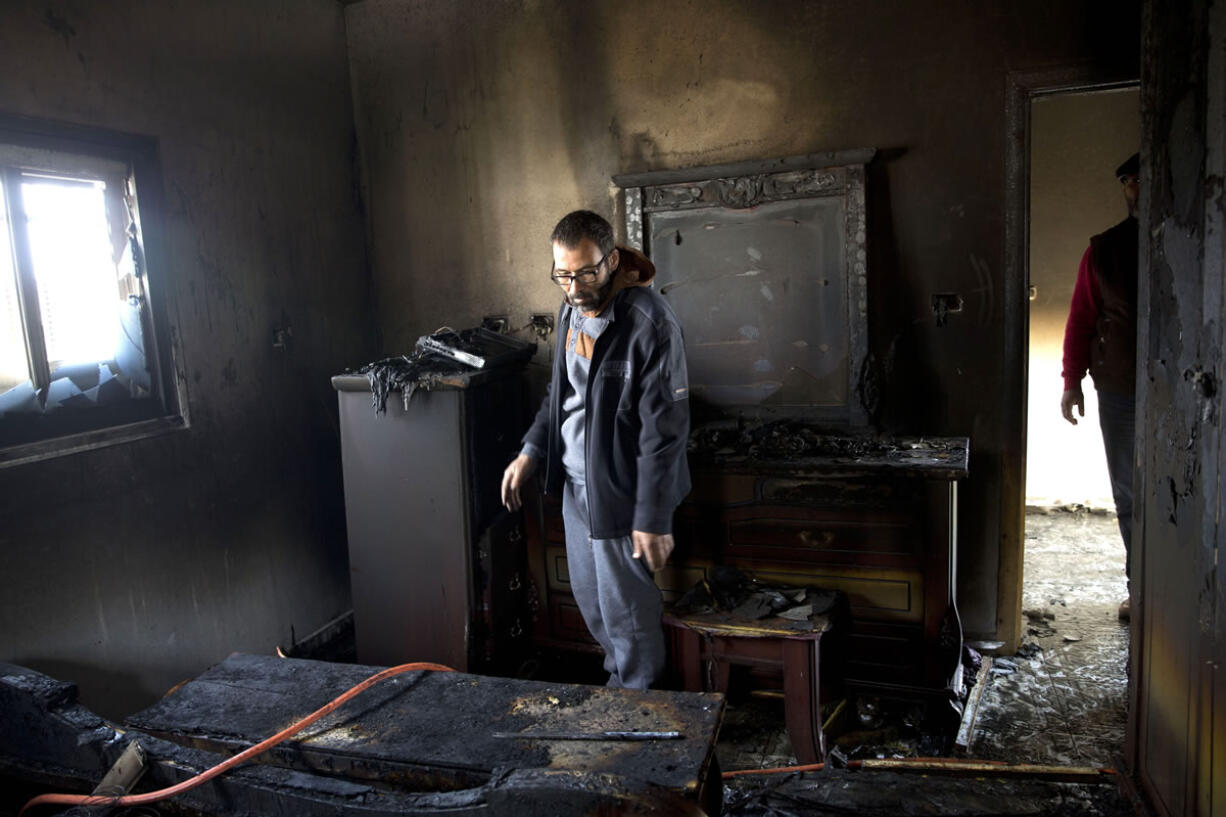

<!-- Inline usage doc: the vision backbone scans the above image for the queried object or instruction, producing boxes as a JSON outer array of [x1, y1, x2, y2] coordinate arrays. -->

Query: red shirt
[[1061, 245, 1101, 392]]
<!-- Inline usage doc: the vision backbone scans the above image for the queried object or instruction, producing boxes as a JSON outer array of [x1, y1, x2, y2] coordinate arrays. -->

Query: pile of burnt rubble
[[671, 565, 846, 624], [688, 419, 896, 460]]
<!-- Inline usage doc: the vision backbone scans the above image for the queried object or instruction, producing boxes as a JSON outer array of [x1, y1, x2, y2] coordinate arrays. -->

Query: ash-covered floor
[[717, 504, 1134, 816], [970, 505, 1129, 766]]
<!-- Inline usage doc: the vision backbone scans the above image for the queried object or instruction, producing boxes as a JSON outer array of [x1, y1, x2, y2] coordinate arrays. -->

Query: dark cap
[[1115, 153, 1139, 179]]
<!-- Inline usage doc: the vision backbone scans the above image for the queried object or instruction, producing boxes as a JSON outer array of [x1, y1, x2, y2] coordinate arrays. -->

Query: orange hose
[[19, 661, 455, 816], [722, 762, 824, 779]]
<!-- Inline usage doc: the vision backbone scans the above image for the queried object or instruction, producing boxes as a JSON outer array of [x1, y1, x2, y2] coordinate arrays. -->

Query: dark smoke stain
[[1184, 366, 1217, 400], [222, 359, 237, 386], [1168, 476, 1179, 524], [43, 9, 76, 44]]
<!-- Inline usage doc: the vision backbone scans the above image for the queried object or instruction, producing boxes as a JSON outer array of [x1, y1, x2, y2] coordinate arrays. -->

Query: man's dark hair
[[551, 210, 615, 255]]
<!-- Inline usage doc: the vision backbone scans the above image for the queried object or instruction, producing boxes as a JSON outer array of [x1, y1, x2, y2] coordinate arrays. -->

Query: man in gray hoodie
[[501, 210, 691, 690]]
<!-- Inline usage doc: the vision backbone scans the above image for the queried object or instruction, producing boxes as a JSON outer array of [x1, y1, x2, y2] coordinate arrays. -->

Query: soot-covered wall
[[344, 0, 1140, 639], [0, 1, 371, 718], [1131, 0, 1225, 810]]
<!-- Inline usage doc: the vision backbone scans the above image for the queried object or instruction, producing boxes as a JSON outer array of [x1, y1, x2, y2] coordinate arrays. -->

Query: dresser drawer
[[725, 563, 924, 624], [720, 505, 919, 565]]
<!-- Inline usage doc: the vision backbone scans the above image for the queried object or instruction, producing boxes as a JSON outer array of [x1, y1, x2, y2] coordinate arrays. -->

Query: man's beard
[[568, 275, 615, 309]]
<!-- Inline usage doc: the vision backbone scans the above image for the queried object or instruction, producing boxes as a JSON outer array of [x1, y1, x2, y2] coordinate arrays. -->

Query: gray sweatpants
[[561, 479, 666, 689]]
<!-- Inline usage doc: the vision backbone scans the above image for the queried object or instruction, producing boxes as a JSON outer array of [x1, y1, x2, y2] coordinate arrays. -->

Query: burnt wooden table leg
[[780, 638, 825, 764], [671, 624, 704, 692], [703, 636, 734, 693]]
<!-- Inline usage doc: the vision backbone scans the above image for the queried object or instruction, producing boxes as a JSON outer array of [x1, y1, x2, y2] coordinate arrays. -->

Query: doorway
[[1026, 88, 1138, 510], [985, 86, 1139, 765]]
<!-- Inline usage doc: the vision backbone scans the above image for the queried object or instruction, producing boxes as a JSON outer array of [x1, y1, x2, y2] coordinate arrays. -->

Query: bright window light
[[0, 117, 181, 460], [22, 177, 120, 369], [0, 195, 28, 393]]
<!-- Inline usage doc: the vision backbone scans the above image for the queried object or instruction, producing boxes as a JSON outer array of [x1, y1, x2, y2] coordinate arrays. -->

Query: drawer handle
[[509, 618, 523, 638], [798, 529, 836, 546], [508, 573, 522, 591]]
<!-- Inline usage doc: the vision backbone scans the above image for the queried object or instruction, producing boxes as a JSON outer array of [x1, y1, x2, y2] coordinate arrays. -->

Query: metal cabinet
[[333, 367, 529, 673]]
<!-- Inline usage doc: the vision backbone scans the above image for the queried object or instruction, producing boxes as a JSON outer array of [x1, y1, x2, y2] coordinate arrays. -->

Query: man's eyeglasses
[[550, 249, 612, 286]]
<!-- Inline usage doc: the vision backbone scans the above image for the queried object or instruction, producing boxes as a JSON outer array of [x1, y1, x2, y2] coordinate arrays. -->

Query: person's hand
[[631, 531, 674, 572], [1061, 389, 1085, 425], [501, 454, 538, 511]]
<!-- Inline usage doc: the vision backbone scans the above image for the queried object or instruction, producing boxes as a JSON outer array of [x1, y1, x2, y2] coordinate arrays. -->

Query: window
[[0, 116, 183, 465]]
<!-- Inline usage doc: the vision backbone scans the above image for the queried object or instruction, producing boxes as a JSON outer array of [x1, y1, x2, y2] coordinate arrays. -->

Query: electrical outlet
[[930, 293, 964, 328], [482, 314, 510, 334], [529, 313, 555, 339]]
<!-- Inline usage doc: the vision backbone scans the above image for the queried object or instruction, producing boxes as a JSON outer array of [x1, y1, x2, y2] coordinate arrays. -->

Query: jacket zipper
[[547, 304, 567, 491], [584, 313, 602, 542]]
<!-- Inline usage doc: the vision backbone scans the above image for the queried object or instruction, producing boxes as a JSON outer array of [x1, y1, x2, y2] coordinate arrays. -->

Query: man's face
[[1120, 173, 1140, 216], [552, 238, 617, 310]]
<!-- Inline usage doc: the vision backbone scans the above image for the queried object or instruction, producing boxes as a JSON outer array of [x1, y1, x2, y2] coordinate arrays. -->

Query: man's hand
[[501, 454, 538, 511], [631, 531, 674, 572], [1061, 389, 1085, 425]]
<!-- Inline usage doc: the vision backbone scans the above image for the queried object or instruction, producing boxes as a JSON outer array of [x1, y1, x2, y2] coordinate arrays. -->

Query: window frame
[[0, 113, 186, 467]]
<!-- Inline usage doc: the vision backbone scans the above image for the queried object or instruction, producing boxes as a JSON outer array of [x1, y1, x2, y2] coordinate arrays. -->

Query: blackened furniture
[[122, 653, 726, 814], [524, 431, 968, 699], [664, 608, 833, 762], [333, 366, 531, 674], [523, 151, 968, 702]]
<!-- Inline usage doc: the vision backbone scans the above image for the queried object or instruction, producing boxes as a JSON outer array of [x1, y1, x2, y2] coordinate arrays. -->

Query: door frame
[[1000, 67, 1138, 652]]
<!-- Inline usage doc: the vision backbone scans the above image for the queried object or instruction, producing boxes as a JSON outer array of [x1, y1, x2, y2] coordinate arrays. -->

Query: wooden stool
[[664, 609, 833, 763]]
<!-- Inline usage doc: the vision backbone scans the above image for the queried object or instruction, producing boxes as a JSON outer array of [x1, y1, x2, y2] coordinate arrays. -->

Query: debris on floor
[[4, 505, 1131, 816], [969, 506, 1129, 767], [722, 768, 1136, 817], [718, 503, 1130, 804], [671, 565, 844, 625]]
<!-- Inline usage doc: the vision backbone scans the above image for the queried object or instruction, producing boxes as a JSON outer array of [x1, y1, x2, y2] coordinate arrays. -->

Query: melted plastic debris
[[350, 351, 466, 414], [348, 328, 492, 414], [349, 328, 534, 414]]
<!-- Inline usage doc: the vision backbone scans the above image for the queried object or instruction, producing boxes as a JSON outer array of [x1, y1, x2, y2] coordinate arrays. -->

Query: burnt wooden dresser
[[523, 426, 968, 698]]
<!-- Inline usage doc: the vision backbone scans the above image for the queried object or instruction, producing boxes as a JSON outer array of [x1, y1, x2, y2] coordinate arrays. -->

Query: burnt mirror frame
[[614, 149, 874, 427]]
